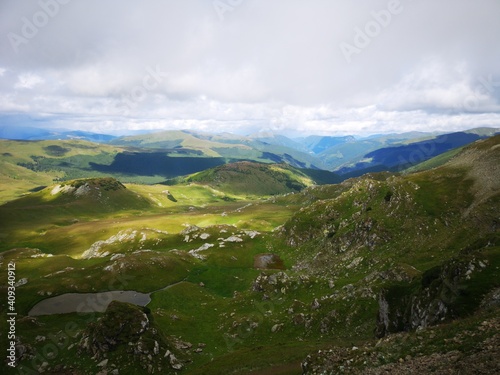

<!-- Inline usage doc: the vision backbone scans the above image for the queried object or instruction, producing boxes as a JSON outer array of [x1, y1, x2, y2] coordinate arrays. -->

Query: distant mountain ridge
[[109, 129, 325, 169], [296, 135, 356, 154], [0, 125, 116, 143], [336, 128, 500, 178], [0, 125, 500, 183]]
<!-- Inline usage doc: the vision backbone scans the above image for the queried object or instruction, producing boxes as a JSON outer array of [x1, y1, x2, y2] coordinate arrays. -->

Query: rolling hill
[[166, 161, 341, 196], [0, 138, 318, 203], [0, 177, 153, 233], [0, 139, 126, 202], [0, 131, 342, 203]]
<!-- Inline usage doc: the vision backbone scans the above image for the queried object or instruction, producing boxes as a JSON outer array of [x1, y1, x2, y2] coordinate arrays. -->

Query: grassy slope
[[0, 175, 306, 373], [167, 161, 341, 197], [0, 136, 498, 374], [285, 136, 499, 275], [0, 139, 124, 202], [403, 146, 465, 173], [171, 161, 314, 196], [276, 136, 500, 370], [110, 130, 254, 157]]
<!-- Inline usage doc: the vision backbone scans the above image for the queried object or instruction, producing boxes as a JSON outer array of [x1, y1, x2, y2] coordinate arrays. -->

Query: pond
[[28, 280, 187, 316], [28, 290, 151, 316]]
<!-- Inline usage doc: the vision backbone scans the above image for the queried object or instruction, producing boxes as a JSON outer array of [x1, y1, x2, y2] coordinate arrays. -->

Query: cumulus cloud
[[0, 0, 499, 136]]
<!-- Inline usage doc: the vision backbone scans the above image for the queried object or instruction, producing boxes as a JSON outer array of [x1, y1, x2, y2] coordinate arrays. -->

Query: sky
[[0, 0, 499, 136]]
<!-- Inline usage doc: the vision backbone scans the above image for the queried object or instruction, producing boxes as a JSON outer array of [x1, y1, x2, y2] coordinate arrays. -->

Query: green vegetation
[[0, 138, 338, 204], [0, 135, 499, 374], [403, 146, 465, 173], [168, 161, 317, 196], [110, 130, 323, 169]]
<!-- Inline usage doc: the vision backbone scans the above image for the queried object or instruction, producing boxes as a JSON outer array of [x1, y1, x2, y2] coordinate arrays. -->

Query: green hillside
[[0, 139, 123, 202], [288, 135, 500, 373], [110, 130, 251, 157], [0, 136, 498, 374], [167, 161, 340, 196], [403, 146, 465, 173], [1, 177, 150, 212]]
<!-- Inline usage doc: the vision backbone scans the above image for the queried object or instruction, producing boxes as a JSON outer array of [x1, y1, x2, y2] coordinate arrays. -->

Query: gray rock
[[271, 323, 284, 333], [97, 359, 109, 367]]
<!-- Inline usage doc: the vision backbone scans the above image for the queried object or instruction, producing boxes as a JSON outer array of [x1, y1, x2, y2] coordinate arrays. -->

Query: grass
[[0, 183, 343, 373], [1, 312, 102, 375], [404, 146, 465, 173], [171, 161, 317, 197], [408, 167, 474, 217], [188, 341, 319, 374], [0, 136, 499, 374]]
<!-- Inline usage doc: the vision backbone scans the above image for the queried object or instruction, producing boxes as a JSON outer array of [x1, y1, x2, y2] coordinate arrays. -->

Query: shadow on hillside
[[90, 152, 226, 178]]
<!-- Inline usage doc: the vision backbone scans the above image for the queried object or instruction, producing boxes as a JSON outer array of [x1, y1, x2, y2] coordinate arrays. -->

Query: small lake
[[28, 281, 186, 316], [28, 290, 151, 316]]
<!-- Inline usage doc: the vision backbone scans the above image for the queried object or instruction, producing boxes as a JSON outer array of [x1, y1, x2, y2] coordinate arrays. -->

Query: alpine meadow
[[0, 128, 499, 374], [1, 1, 500, 374]]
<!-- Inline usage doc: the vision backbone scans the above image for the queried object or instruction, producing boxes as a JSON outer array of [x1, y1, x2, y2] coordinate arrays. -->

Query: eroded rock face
[[79, 301, 183, 372], [302, 313, 500, 375], [79, 301, 150, 358], [252, 271, 290, 293], [481, 287, 500, 309], [375, 255, 492, 337]]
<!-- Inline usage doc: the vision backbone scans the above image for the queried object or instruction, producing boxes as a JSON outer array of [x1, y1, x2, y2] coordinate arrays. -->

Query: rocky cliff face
[[375, 243, 497, 337], [79, 301, 184, 374], [302, 311, 500, 374]]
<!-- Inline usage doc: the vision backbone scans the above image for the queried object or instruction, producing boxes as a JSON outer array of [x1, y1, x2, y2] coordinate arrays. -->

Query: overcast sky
[[1, 0, 499, 136]]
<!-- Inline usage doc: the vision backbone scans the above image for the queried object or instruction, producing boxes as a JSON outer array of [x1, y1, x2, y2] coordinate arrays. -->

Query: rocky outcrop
[[81, 229, 144, 259], [79, 302, 150, 357], [253, 253, 285, 269], [252, 271, 291, 294], [375, 254, 492, 337], [303, 312, 500, 374], [79, 301, 183, 373]]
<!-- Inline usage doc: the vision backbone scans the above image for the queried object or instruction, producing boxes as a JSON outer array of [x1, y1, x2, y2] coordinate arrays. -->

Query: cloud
[[377, 59, 500, 113], [14, 72, 44, 89], [0, 0, 499, 136]]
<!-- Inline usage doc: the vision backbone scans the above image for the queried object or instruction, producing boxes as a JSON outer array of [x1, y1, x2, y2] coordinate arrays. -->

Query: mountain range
[[1, 125, 498, 177]]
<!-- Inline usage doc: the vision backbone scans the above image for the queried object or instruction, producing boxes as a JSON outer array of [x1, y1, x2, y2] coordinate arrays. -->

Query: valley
[[0, 133, 499, 374], [3, 1, 499, 373]]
